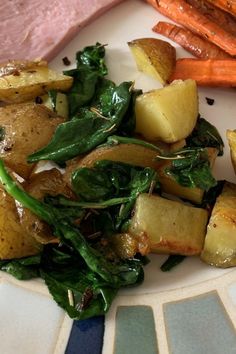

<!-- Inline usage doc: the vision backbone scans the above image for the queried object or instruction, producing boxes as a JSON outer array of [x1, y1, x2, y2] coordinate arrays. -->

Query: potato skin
[[63, 143, 164, 188], [20, 168, 74, 244], [0, 183, 41, 260], [0, 103, 64, 179], [128, 38, 176, 84]]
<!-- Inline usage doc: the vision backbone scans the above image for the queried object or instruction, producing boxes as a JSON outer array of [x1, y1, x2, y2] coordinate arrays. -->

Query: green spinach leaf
[[160, 255, 186, 272], [71, 160, 158, 229], [28, 81, 133, 164], [0, 255, 41, 280], [0, 159, 144, 319], [186, 116, 224, 156], [63, 43, 108, 117], [156, 147, 217, 191]]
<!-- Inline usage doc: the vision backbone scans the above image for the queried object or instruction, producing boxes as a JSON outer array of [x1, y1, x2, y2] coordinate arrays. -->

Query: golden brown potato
[[226, 129, 236, 174], [0, 60, 73, 103], [63, 143, 164, 187], [128, 38, 176, 84], [135, 79, 199, 143], [0, 103, 64, 179], [0, 182, 41, 259], [111, 233, 141, 259], [201, 182, 236, 268], [129, 193, 208, 255], [19, 168, 74, 244]]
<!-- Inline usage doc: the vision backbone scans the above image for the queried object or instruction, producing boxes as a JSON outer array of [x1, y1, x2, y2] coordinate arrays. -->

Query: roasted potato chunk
[[201, 182, 236, 268], [0, 60, 73, 103], [19, 168, 74, 244], [111, 233, 142, 259], [0, 182, 41, 259], [129, 193, 208, 255], [0, 103, 64, 179], [226, 129, 236, 174], [128, 38, 176, 84], [64, 143, 164, 186], [135, 79, 198, 143]]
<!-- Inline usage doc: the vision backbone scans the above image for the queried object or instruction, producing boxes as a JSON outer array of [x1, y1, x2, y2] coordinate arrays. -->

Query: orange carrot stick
[[146, 0, 236, 56], [186, 0, 236, 36], [169, 58, 236, 87], [206, 0, 236, 18], [153, 21, 231, 59]]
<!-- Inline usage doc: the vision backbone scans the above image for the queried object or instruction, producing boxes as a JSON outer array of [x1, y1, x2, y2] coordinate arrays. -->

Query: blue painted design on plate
[[65, 316, 104, 354], [164, 291, 236, 354], [114, 305, 158, 354]]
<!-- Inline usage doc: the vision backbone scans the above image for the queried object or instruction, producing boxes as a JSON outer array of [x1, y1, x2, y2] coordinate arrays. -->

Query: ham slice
[[0, 0, 124, 62]]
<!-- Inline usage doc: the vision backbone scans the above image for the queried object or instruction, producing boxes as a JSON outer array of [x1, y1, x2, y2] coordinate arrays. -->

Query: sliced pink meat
[[0, 0, 124, 62]]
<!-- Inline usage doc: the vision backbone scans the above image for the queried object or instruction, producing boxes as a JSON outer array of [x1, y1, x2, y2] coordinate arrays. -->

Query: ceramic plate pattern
[[1, 1, 236, 353]]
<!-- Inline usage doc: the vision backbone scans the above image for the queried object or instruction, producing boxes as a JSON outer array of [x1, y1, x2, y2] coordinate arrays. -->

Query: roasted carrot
[[206, 0, 236, 18], [146, 0, 236, 56], [169, 58, 236, 87], [153, 21, 231, 59], [186, 0, 236, 36]]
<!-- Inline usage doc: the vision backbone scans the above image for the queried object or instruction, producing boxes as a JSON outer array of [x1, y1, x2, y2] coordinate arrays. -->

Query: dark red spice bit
[[12, 69, 20, 76], [3, 144, 13, 151], [205, 97, 215, 106], [0, 67, 20, 77], [62, 56, 71, 66], [35, 96, 43, 104], [76, 288, 94, 311]]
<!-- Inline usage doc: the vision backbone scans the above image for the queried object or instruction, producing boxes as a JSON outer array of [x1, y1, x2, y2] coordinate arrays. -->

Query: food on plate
[[64, 142, 164, 185], [205, 0, 236, 17], [128, 37, 176, 84], [0, 43, 232, 320], [135, 79, 198, 142], [146, 0, 236, 56], [153, 22, 231, 59], [185, 0, 236, 36], [0, 0, 124, 62], [201, 182, 236, 268], [0, 180, 41, 260], [42, 92, 69, 119], [20, 169, 74, 245], [169, 58, 236, 87], [157, 147, 218, 203], [0, 103, 64, 179], [0, 60, 72, 103], [129, 193, 208, 255], [227, 130, 236, 174], [26, 43, 135, 164]]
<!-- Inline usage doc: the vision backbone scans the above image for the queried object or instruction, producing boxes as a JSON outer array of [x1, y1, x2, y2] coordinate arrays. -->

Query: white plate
[[1, 1, 236, 353]]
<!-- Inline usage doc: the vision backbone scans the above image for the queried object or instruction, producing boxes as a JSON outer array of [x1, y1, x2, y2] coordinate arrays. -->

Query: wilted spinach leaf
[[63, 43, 108, 117], [160, 255, 186, 272], [0, 255, 41, 280], [28, 81, 132, 164], [0, 159, 145, 319], [156, 147, 217, 191], [71, 160, 158, 229], [186, 117, 224, 156]]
